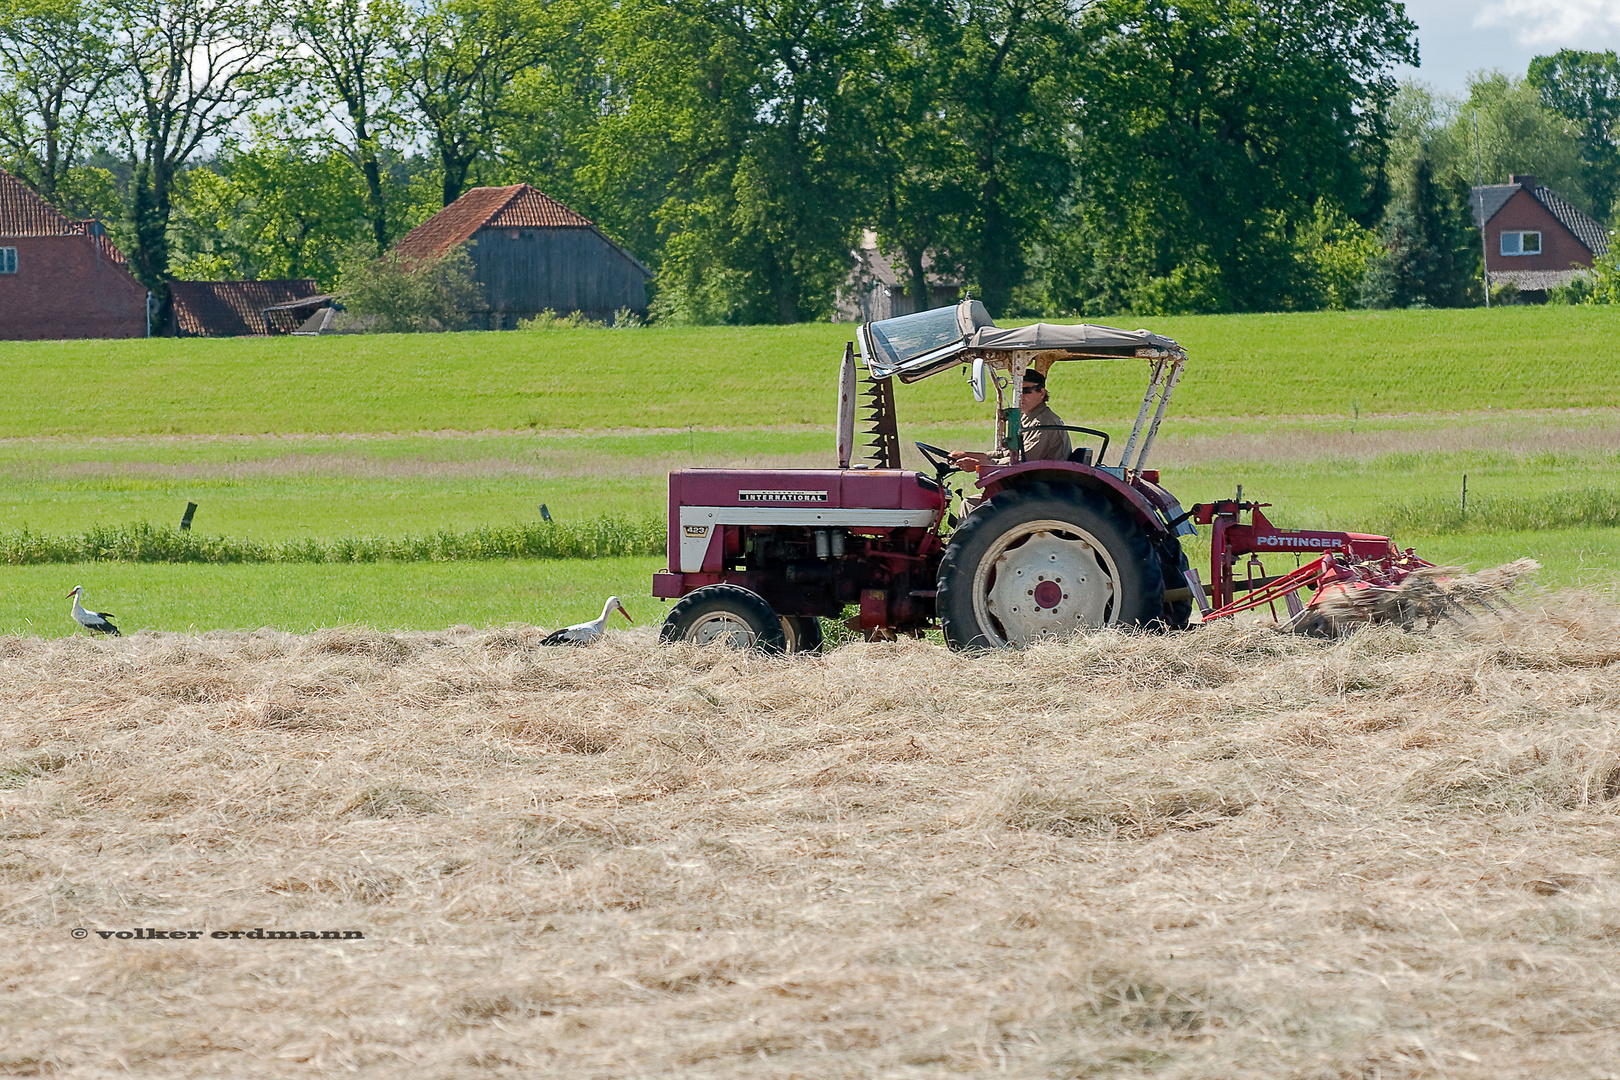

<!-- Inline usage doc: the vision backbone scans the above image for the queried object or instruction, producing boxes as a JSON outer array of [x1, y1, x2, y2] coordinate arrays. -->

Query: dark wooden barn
[[394, 185, 651, 329]]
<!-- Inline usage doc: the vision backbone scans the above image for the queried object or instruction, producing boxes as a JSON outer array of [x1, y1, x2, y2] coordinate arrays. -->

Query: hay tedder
[[653, 300, 1529, 651]]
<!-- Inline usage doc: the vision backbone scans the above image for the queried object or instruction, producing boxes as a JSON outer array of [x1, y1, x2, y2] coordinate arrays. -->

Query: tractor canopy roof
[[858, 299, 1186, 382]]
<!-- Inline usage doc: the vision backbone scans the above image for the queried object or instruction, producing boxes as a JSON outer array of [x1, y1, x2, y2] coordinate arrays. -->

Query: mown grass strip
[[0, 517, 664, 565], [1380, 487, 1620, 536]]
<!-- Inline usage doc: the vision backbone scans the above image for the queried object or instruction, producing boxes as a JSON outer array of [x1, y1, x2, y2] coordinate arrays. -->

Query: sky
[[1397, 0, 1620, 94]]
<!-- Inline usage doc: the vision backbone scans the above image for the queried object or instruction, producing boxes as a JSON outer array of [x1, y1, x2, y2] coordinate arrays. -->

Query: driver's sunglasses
[[1021, 386, 1041, 395]]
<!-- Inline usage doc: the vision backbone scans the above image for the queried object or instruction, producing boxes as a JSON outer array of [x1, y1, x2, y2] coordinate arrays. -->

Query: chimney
[[1510, 174, 1538, 191]]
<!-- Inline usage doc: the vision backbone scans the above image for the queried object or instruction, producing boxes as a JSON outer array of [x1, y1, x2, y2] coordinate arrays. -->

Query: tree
[[167, 140, 372, 284], [1436, 72, 1588, 211], [1528, 50, 1620, 221], [849, 0, 1079, 317], [391, 0, 547, 207], [1063, 0, 1417, 314], [106, 0, 285, 286], [936, 0, 1080, 315], [574, 0, 878, 323], [338, 245, 480, 331], [288, 0, 408, 251], [1360, 155, 1479, 309], [0, 0, 117, 209]]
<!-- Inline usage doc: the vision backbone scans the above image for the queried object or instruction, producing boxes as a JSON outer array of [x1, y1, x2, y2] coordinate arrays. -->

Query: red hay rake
[[1186, 498, 1533, 635]]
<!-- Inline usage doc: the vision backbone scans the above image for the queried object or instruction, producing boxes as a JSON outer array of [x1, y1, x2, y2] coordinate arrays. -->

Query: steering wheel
[[914, 441, 959, 475]]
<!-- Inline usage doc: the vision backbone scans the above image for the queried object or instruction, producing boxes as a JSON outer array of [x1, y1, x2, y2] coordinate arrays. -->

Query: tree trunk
[[904, 243, 930, 311]]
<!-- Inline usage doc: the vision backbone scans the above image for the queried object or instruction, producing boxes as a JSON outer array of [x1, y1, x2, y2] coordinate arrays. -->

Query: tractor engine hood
[[857, 298, 1186, 382]]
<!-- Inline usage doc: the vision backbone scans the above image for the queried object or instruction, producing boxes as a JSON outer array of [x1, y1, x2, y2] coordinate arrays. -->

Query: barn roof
[[170, 279, 322, 337], [0, 167, 82, 236], [1471, 177, 1611, 256], [0, 167, 130, 265], [394, 184, 597, 262]]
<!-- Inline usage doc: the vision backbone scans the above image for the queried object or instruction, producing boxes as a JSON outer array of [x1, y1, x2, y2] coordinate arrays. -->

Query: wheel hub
[[981, 523, 1117, 644], [686, 613, 757, 648]]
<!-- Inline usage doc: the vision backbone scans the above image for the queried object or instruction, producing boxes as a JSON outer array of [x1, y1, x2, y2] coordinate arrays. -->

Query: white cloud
[[1476, 0, 1620, 46]]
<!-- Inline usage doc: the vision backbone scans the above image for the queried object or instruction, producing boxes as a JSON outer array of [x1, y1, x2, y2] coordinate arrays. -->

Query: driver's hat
[[1021, 369, 1046, 390]]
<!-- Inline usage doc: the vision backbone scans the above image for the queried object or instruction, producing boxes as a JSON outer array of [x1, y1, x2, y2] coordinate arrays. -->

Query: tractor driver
[[948, 368, 1072, 470]]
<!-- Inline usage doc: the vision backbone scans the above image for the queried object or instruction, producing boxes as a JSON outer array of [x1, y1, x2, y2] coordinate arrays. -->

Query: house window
[[0, 247, 15, 274], [1500, 231, 1541, 256]]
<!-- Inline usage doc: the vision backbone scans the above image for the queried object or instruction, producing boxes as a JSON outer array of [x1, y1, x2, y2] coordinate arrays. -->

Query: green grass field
[[4, 305, 1620, 438], [4, 305, 1619, 634], [17, 557, 662, 636]]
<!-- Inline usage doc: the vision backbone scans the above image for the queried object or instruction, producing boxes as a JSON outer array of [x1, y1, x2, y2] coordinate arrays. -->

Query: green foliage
[[1528, 50, 1620, 223], [0, 0, 1441, 316], [0, 0, 115, 206], [126, 160, 166, 290], [391, 0, 547, 206], [287, 0, 409, 252], [337, 244, 480, 331], [1361, 156, 1481, 309], [1545, 273, 1596, 305], [1297, 201, 1382, 310], [0, 515, 662, 564], [1065, 0, 1417, 315], [1585, 243, 1620, 303], [168, 140, 372, 286], [519, 308, 605, 330], [1394, 72, 1592, 214], [105, 0, 286, 283]]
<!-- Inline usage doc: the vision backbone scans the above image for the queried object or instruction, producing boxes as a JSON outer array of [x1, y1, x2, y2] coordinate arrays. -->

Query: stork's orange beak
[[617, 602, 633, 624]]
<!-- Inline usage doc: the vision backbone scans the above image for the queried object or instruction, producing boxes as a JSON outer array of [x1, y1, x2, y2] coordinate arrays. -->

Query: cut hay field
[[6, 609, 1620, 1077]]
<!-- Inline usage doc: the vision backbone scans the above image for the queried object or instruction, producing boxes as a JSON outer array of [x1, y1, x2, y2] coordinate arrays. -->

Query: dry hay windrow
[[4, 599, 1620, 1078]]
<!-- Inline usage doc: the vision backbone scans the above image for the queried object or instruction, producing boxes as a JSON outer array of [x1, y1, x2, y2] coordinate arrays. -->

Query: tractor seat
[[1067, 446, 1094, 467]]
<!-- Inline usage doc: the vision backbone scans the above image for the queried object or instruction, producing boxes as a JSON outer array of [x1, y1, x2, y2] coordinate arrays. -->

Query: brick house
[[394, 184, 651, 329], [1470, 174, 1611, 298], [0, 168, 149, 340]]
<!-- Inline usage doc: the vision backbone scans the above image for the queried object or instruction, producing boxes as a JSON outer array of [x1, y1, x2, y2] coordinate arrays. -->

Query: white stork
[[66, 585, 121, 637], [542, 596, 632, 645]]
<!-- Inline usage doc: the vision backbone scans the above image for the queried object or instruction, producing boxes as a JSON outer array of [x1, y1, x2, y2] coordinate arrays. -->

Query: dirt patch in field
[[4, 603, 1620, 1077], [1154, 412, 1620, 467]]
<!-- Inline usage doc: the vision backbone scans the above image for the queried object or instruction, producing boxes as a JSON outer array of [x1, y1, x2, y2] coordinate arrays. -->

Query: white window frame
[[0, 247, 15, 274], [1500, 230, 1542, 256]]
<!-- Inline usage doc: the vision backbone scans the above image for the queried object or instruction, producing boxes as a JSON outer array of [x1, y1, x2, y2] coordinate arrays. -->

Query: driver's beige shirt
[[991, 402, 1072, 464]]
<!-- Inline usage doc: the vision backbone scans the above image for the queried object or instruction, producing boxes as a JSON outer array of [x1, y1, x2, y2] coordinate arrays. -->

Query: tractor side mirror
[[970, 358, 987, 403]]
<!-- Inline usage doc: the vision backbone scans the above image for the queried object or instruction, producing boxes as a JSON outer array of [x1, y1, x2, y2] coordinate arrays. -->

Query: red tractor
[[652, 300, 1446, 651]]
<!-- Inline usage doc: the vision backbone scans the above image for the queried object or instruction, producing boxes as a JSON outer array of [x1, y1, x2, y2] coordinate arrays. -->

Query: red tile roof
[[0, 167, 81, 236], [393, 184, 596, 261], [0, 167, 128, 266], [170, 279, 323, 337]]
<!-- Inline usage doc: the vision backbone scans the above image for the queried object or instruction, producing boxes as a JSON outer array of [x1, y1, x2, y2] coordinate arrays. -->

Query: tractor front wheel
[[936, 483, 1164, 650], [660, 585, 787, 652]]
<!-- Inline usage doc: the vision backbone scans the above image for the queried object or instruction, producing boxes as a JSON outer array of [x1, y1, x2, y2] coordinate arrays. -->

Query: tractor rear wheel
[[779, 615, 824, 654], [1160, 539, 1194, 631], [936, 483, 1165, 650], [661, 585, 787, 652]]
